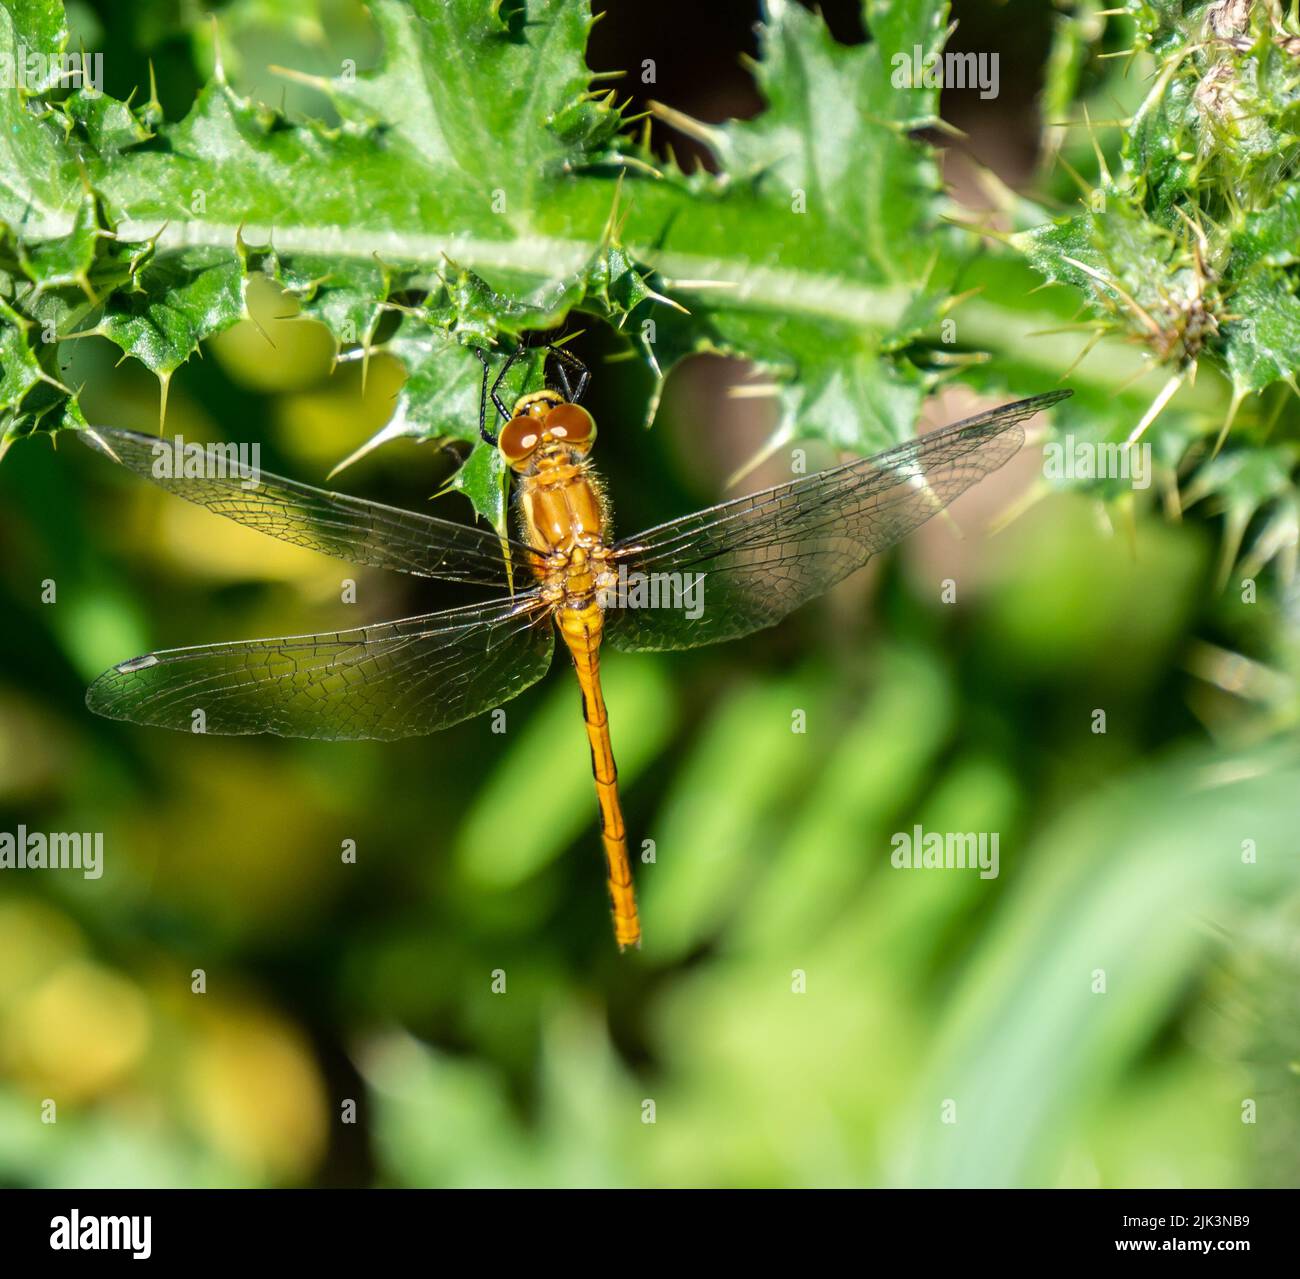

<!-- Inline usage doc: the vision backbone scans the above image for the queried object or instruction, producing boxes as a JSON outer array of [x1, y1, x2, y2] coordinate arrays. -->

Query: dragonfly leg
[[547, 344, 590, 403], [551, 354, 573, 402], [473, 348, 501, 445], [477, 347, 522, 424], [490, 347, 525, 417]]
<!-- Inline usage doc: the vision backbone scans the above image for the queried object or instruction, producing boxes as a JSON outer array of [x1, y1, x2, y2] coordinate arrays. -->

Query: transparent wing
[[80, 425, 528, 588], [605, 391, 1069, 652], [86, 595, 555, 740]]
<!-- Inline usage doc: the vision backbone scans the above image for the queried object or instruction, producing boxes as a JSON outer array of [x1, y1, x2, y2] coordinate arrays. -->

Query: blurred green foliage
[[0, 0, 1297, 1190]]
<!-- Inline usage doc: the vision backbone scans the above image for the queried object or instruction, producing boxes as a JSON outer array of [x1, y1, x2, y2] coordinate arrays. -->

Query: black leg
[[490, 347, 523, 421], [547, 344, 590, 402], [474, 348, 499, 445], [552, 356, 573, 402]]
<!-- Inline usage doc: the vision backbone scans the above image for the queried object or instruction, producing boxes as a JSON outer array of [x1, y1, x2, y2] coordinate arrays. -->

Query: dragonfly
[[81, 344, 1070, 950]]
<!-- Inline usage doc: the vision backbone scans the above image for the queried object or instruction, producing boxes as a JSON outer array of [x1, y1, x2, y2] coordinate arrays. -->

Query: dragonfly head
[[499, 392, 597, 472]]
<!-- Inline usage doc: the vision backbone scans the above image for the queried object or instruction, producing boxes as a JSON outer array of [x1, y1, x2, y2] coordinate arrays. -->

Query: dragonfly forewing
[[86, 595, 555, 740], [79, 425, 528, 588], [604, 390, 1070, 652]]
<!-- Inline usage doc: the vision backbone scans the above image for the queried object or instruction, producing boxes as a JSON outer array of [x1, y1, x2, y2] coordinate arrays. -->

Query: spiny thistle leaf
[[1, 0, 643, 525], [628, 0, 954, 453], [1, 0, 963, 534], [1006, 0, 1300, 584]]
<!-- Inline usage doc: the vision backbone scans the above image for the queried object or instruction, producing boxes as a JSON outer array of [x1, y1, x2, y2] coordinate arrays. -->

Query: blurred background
[[1, 0, 1297, 1188]]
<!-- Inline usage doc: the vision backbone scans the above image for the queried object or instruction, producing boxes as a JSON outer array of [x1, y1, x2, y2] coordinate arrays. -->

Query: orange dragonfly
[[82, 345, 1070, 949]]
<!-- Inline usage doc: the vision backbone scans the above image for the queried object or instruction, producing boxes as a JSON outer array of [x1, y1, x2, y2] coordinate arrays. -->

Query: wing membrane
[[605, 391, 1069, 652], [80, 425, 526, 588], [86, 595, 554, 740]]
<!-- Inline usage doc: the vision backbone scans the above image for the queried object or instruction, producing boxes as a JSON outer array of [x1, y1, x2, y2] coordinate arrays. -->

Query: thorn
[[598, 150, 662, 180], [647, 100, 726, 152], [82, 425, 124, 462], [918, 248, 940, 293], [965, 162, 1030, 215], [1125, 372, 1184, 447], [1110, 361, 1156, 399], [600, 169, 626, 247], [249, 309, 276, 349], [928, 116, 968, 140], [658, 278, 736, 292], [639, 276, 689, 315], [327, 417, 410, 480], [1060, 329, 1105, 380], [1082, 105, 1114, 188], [1055, 153, 1098, 202], [927, 350, 990, 368], [723, 422, 794, 490], [1214, 509, 1249, 594], [938, 285, 985, 317], [1062, 255, 1161, 336], [157, 371, 172, 433], [209, 14, 226, 84], [727, 382, 782, 399], [267, 63, 334, 93], [944, 215, 1016, 248], [1159, 460, 1182, 522], [1024, 322, 1104, 338], [988, 479, 1050, 536]]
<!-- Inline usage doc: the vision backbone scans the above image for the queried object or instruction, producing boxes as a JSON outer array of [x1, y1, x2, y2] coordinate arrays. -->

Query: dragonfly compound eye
[[544, 402, 596, 446], [499, 415, 542, 466]]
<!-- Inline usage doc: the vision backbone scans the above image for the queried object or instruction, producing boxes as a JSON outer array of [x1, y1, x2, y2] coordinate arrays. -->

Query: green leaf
[[624, 0, 953, 452], [0, 296, 66, 438], [1222, 185, 1300, 396], [0, 0, 640, 521], [2, 0, 966, 530]]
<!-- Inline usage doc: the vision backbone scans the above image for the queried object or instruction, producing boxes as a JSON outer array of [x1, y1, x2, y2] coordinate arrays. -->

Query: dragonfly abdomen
[[557, 602, 640, 950]]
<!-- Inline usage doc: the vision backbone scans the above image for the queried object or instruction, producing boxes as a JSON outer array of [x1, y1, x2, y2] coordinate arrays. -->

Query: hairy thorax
[[516, 448, 617, 611]]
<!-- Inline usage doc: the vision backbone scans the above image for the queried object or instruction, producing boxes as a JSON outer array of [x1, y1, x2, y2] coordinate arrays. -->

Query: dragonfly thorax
[[519, 447, 608, 539]]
